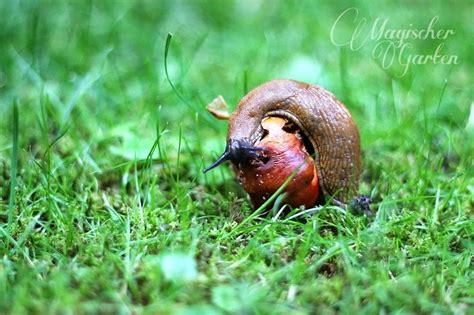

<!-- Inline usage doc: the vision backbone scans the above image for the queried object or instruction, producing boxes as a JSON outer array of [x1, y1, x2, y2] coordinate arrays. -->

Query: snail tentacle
[[203, 139, 264, 173]]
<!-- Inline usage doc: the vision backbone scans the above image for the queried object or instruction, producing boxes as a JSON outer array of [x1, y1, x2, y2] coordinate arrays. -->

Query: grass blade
[[8, 101, 19, 231], [164, 33, 215, 127]]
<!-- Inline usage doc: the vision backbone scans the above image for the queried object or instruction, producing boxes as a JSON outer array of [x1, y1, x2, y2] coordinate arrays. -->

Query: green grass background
[[0, 0, 473, 314]]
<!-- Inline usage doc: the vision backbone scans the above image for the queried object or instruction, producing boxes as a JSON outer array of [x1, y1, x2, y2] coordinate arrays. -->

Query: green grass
[[0, 0, 473, 314]]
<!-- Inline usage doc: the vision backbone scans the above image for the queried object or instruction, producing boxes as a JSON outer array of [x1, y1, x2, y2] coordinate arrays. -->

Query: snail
[[204, 79, 370, 212]]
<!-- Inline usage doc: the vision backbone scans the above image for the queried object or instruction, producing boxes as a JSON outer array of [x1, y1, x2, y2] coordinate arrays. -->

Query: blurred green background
[[0, 0, 473, 313], [1, 0, 472, 162]]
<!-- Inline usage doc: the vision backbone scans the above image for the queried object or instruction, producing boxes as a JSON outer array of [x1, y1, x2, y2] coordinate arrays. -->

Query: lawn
[[0, 1, 473, 314]]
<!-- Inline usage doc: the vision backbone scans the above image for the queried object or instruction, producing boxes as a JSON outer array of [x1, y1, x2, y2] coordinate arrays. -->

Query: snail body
[[205, 79, 362, 208], [237, 116, 320, 208]]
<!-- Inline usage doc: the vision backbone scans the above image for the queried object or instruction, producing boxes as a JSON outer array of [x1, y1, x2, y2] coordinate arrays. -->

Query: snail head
[[203, 138, 264, 173]]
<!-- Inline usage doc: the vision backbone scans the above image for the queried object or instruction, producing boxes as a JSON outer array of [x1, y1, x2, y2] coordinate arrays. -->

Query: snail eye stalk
[[203, 139, 264, 173], [203, 150, 231, 173]]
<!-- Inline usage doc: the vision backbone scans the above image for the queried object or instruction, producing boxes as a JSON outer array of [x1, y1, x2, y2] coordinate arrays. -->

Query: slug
[[204, 79, 365, 209]]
